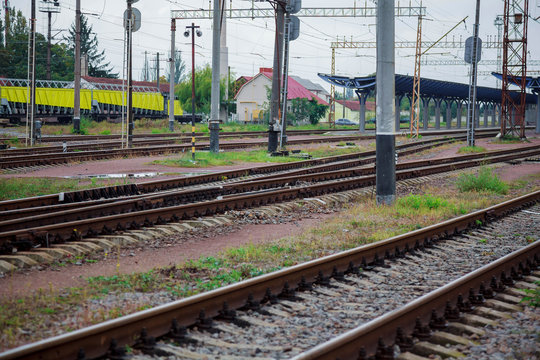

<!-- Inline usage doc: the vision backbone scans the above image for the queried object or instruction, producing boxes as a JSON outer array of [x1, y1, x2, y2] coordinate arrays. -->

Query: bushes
[[456, 167, 508, 194]]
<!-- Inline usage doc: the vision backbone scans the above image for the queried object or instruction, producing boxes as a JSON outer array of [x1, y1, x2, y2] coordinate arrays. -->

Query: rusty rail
[[0, 190, 538, 360], [292, 240, 539, 359], [0, 135, 458, 212], [1, 145, 539, 252]]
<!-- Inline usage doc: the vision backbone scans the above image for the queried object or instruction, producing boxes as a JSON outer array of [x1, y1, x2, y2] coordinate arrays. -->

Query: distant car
[[336, 118, 357, 126], [400, 117, 410, 123], [366, 118, 376, 124]]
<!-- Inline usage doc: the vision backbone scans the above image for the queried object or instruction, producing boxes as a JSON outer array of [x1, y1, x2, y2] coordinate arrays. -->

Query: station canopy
[[491, 72, 540, 93], [318, 73, 537, 104]]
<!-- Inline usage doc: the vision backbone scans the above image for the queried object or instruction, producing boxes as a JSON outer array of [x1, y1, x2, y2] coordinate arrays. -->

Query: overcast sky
[[13, 0, 540, 91]]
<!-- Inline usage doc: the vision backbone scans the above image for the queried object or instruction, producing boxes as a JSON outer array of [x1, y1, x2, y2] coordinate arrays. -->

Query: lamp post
[[185, 23, 202, 161]]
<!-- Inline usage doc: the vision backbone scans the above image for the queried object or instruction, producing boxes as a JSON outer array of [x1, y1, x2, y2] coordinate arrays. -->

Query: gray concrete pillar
[[457, 102, 462, 128], [492, 104, 498, 127], [483, 104, 489, 128], [536, 92, 540, 134], [446, 100, 452, 129], [475, 103, 480, 127], [422, 98, 429, 130], [395, 95, 403, 131], [434, 98, 441, 130], [375, 0, 396, 206], [356, 90, 367, 133]]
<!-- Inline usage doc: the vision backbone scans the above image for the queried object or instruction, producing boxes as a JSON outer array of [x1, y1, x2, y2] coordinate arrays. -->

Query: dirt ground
[[1, 130, 539, 298]]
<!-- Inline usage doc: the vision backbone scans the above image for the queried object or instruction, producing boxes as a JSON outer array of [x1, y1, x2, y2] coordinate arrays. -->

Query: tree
[[287, 98, 328, 125], [175, 64, 233, 116], [65, 14, 117, 78], [166, 50, 186, 84], [0, 7, 73, 80]]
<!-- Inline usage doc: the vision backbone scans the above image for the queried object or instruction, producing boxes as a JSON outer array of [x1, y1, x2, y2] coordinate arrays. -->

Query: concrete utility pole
[[126, 0, 134, 147], [4, 0, 9, 48], [28, 0, 37, 145], [156, 53, 160, 89], [169, 19, 176, 132], [209, 0, 221, 153], [144, 50, 148, 81], [466, 0, 481, 147], [73, 0, 81, 133], [375, 0, 396, 206], [268, 1, 285, 153], [220, 0, 229, 122]]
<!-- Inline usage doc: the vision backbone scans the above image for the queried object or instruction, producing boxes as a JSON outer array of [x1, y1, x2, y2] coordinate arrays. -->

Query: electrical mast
[[501, 0, 528, 138], [410, 15, 422, 138]]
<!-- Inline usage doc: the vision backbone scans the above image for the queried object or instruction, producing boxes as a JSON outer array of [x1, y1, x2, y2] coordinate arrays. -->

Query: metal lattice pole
[[329, 46, 335, 128], [410, 15, 422, 138], [501, 0, 528, 138]]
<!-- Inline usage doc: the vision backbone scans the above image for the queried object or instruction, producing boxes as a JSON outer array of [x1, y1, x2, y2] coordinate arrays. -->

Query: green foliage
[[521, 281, 540, 307], [64, 14, 117, 78], [0, 8, 72, 79], [456, 167, 508, 194], [165, 51, 186, 84], [72, 117, 92, 135], [287, 98, 328, 125], [175, 65, 235, 116]]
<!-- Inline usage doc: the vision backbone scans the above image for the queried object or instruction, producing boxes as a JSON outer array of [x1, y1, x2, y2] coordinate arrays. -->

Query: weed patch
[[458, 145, 486, 153], [456, 167, 508, 194]]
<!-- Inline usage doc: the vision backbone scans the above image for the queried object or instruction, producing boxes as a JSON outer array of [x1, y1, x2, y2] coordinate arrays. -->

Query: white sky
[[13, 0, 540, 92]]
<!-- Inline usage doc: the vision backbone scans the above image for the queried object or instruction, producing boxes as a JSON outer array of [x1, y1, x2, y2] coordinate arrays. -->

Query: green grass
[[0, 178, 133, 200], [153, 150, 301, 168], [455, 167, 508, 194], [521, 280, 540, 307], [495, 134, 525, 144], [458, 145, 486, 153], [397, 193, 448, 210]]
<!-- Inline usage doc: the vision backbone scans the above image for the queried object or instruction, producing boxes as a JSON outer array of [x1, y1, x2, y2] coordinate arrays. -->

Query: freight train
[[0, 77, 183, 124]]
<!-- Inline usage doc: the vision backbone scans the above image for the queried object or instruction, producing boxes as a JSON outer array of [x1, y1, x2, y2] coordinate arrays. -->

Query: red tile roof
[[258, 69, 329, 106]]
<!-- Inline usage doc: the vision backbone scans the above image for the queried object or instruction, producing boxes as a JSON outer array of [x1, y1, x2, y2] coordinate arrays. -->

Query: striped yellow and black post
[[192, 124, 196, 161]]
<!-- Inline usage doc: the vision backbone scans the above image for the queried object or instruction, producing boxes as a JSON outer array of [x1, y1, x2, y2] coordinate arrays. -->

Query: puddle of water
[[62, 171, 216, 179], [62, 172, 162, 179]]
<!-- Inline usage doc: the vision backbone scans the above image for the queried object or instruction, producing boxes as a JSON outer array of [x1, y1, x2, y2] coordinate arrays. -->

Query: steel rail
[[0, 136, 456, 219], [4, 127, 509, 145], [1, 146, 539, 251], [0, 136, 459, 211], [4, 143, 538, 230], [0, 190, 538, 360], [0, 127, 505, 170], [0, 135, 376, 170], [292, 241, 540, 360]]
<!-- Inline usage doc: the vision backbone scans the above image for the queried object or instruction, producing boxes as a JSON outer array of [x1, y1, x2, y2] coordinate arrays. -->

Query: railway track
[[0, 128, 504, 171], [2, 141, 539, 253], [0, 135, 458, 211], [2, 142, 539, 253], [0, 191, 537, 360], [0, 135, 364, 170]]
